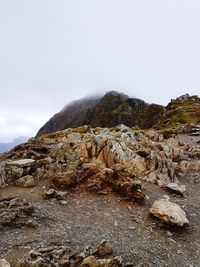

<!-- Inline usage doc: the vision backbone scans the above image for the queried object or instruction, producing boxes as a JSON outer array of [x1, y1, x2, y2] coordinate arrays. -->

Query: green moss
[[156, 95, 200, 130]]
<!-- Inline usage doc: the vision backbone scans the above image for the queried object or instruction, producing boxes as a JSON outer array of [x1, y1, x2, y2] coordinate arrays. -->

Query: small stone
[[128, 226, 136, 230], [114, 220, 118, 227], [166, 231, 173, 237], [60, 200, 68, 205]]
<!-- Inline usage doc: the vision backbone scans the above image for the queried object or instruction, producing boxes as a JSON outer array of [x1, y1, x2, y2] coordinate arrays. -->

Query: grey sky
[[0, 0, 200, 142]]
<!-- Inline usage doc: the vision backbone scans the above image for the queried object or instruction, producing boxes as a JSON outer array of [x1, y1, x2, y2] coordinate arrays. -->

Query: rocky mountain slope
[[156, 94, 200, 130], [36, 91, 164, 137], [37, 92, 200, 139], [1, 124, 200, 266]]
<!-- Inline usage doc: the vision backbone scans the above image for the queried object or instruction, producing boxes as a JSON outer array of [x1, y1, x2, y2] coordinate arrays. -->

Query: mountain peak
[[36, 91, 164, 137]]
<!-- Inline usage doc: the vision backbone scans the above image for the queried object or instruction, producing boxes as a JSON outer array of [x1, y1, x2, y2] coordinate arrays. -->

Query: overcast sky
[[0, 0, 200, 142]]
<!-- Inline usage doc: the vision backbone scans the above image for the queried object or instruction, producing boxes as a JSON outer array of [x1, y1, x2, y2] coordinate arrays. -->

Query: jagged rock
[[94, 240, 113, 257], [150, 199, 189, 226], [44, 188, 68, 200], [17, 243, 123, 267], [16, 175, 35, 188], [1, 125, 194, 200], [165, 183, 186, 196], [0, 197, 36, 228], [0, 259, 11, 267]]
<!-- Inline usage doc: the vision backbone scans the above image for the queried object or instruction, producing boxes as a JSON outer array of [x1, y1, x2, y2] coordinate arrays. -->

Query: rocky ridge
[[36, 91, 164, 137], [2, 125, 199, 196], [1, 124, 200, 266]]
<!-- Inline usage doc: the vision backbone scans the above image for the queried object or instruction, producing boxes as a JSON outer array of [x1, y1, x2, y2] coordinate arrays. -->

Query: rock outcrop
[[0, 125, 198, 203], [16, 242, 125, 267], [156, 94, 200, 131], [0, 197, 36, 228]]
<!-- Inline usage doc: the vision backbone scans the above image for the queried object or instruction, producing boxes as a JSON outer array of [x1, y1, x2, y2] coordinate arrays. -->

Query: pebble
[[128, 226, 136, 231]]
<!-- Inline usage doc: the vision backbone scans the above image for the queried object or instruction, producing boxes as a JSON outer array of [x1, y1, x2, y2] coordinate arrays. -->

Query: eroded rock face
[[0, 165, 6, 187], [16, 242, 124, 267], [81, 256, 123, 267], [150, 199, 189, 226], [0, 197, 36, 228], [0, 125, 197, 202]]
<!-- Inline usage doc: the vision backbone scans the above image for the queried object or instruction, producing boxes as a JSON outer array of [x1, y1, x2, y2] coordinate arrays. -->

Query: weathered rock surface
[[16, 243, 124, 267], [81, 256, 123, 267], [44, 188, 68, 201], [0, 197, 36, 228], [0, 259, 11, 267], [150, 199, 189, 226], [0, 125, 198, 204], [15, 175, 35, 188], [7, 159, 35, 167], [165, 182, 186, 196]]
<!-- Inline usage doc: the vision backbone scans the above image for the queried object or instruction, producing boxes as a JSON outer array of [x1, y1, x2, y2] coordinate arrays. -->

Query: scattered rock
[[15, 175, 35, 188], [165, 183, 186, 196], [44, 188, 68, 201], [150, 199, 189, 226]]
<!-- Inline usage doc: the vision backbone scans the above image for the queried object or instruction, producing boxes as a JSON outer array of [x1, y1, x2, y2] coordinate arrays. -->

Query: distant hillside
[[0, 136, 29, 153], [36, 91, 164, 137], [156, 94, 200, 130]]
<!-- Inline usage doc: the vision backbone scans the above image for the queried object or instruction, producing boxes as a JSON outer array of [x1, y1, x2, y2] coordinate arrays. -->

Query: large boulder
[[150, 199, 189, 226]]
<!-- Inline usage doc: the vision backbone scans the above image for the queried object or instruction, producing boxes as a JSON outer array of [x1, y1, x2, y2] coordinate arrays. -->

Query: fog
[[0, 0, 200, 141]]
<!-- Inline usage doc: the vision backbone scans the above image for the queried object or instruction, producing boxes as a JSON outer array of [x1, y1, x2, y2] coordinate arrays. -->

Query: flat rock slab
[[150, 199, 189, 226], [166, 183, 186, 195], [7, 159, 35, 167]]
